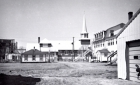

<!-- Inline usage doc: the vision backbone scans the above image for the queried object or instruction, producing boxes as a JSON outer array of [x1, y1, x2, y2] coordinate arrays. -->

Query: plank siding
[[117, 10, 140, 80], [129, 60, 140, 64]]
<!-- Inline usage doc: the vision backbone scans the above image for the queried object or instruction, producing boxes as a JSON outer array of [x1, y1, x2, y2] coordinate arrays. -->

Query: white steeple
[[81, 12, 88, 39], [82, 12, 88, 33]]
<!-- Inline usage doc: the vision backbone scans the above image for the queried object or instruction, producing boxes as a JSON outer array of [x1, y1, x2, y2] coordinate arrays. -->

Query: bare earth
[[0, 62, 139, 85]]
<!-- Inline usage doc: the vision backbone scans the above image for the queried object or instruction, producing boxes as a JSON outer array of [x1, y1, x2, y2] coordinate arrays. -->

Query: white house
[[117, 9, 140, 82], [92, 23, 125, 62], [96, 49, 110, 62], [24, 13, 93, 62]]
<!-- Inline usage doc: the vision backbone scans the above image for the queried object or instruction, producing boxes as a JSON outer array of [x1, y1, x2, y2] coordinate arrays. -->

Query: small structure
[[21, 47, 46, 63], [79, 13, 91, 60], [96, 49, 110, 62], [0, 39, 18, 62], [117, 9, 140, 82]]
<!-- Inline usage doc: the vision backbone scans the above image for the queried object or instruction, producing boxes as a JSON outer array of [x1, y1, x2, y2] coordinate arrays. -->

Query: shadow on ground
[[0, 73, 41, 85]]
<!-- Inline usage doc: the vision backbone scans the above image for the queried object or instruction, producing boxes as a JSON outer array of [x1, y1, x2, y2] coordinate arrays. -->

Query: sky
[[0, 0, 140, 48]]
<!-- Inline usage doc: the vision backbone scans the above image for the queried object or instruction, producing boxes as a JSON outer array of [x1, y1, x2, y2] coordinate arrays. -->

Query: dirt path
[[0, 62, 139, 85]]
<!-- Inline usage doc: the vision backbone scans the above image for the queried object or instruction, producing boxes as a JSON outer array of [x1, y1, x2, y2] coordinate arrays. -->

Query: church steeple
[[82, 12, 88, 33], [81, 12, 88, 39]]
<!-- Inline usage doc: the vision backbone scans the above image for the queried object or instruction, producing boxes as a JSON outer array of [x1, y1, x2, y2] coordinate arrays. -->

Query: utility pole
[[73, 37, 75, 61]]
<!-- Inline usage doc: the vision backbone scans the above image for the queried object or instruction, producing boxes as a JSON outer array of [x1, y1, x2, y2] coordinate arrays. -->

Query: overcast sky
[[0, 0, 140, 48]]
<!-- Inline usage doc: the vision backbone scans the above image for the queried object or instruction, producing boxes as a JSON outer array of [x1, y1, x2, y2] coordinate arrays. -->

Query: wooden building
[[21, 48, 46, 63], [117, 9, 140, 82], [92, 23, 125, 62]]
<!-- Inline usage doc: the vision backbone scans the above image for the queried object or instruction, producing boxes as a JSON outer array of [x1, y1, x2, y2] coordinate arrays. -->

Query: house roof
[[13, 50, 20, 54], [96, 49, 110, 54], [106, 23, 125, 32], [93, 23, 125, 42], [22, 49, 44, 55], [26, 39, 82, 51], [116, 8, 140, 38]]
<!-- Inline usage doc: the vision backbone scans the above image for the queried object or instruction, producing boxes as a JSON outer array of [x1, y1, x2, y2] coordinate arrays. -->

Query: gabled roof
[[106, 23, 125, 32], [93, 23, 125, 42], [22, 49, 44, 55], [13, 50, 20, 54], [104, 23, 125, 40], [116, 8, 140, 38], [96, 49, 110, 54]]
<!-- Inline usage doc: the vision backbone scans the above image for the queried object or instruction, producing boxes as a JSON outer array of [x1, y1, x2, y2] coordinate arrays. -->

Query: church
[[21, 14, 92, 62]]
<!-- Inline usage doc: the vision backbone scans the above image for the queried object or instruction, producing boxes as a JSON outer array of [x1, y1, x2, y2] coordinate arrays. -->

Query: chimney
[[38, 37, 40, 43], [128, 12, 133, 20]]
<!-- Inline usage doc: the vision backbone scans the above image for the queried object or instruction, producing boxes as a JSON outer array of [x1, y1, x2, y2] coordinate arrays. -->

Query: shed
[[21, 48, 46, 63], [96, 49, 110, 62], [117, 9, 140, 82]]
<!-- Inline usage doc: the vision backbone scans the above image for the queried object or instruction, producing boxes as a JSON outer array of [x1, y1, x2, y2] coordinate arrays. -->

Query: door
[[128, 40, 140, 82]]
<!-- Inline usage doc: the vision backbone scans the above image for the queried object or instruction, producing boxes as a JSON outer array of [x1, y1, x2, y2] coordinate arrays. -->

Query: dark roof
[[106, 23, 125, 31], [96, 49, 110, 54], [116, 8, 140, 38], [93, 23, 125, 42], [22, 49, 44, 55]]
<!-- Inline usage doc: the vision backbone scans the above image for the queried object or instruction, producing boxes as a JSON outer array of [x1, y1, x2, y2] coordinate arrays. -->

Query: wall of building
[[117, 13, 140, 79], [93, 38, 117, 55], [22, 55, 46, 62], [0, 39, 17, 61]]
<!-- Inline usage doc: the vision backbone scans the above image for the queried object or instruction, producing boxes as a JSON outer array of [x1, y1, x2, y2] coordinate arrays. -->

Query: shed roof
[[96, 49, 110, 54], [22, 49, 44, 55], [116, 8, 140, 38]]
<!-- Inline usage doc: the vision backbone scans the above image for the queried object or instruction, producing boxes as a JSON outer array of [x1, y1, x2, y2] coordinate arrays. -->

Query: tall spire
[[82, 12, 88, 33]]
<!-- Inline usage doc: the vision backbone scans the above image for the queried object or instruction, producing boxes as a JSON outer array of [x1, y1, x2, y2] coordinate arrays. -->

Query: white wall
[[117, 12, 140, 79], [22, 55, 46, 62], [93, 38, 117, 57]]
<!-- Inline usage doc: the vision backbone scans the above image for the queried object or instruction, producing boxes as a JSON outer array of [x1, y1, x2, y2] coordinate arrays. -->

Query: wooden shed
[[96, 49, 110, 62], [21, 48, 46, 63], [117, 9, 140, 82]]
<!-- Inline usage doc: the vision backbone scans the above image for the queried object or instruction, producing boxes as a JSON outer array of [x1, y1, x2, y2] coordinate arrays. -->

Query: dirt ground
[[0, 62, 139, 85]]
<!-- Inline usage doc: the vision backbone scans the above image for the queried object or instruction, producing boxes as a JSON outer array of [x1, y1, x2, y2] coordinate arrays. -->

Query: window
[[108, 41, 110, 46], [24, 55, 28, 61], [40, 55, 43, 61], [32, 55, 36, 61], [64, 50, 68, 55], [112, 41, 114, 45], [110, 30, 114, 36], [111, 42, 112, 45]]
